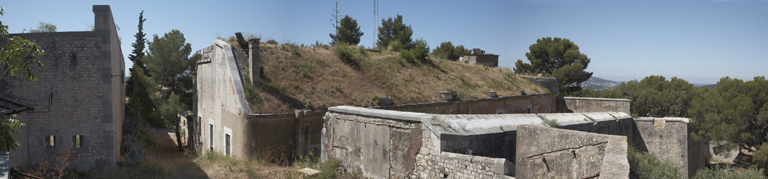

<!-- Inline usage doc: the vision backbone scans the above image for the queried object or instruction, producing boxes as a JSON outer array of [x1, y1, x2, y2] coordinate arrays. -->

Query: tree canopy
[[144, 29, 193, 106], [432, 41, 471, 61], [376, 15, 413, 50], [0, 7, 44, 150], [574, 75, 699, 118], [330, 15, 363, 45], [515, 37, 593, 94], [27, 22, 56, 33], [688, 76, 768, 154]]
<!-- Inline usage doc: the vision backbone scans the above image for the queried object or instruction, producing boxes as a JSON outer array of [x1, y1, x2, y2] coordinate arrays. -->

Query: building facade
[[0, 5, 124, 171]]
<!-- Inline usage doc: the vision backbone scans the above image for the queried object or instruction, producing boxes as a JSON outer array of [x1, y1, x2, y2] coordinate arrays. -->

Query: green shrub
[[753, 142, 768, 175], [266, 39, 278, 45], [285, 43, 301, 57], [241, 76, 262, 107], [628, 147, 683, 179], [334, 43, 359, 67], [693, 167, 766, 179]]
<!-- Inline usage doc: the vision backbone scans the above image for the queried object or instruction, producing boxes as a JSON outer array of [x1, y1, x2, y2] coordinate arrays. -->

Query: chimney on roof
[[249, 38, 261, 86]]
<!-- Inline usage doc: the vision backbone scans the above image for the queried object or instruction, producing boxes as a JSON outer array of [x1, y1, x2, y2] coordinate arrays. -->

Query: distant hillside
[[241, 43, 548, 113], [581, 77, 621, 90]]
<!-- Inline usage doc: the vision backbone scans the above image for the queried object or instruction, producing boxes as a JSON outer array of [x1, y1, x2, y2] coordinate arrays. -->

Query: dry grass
[[92, 129, 353, 179], [247, 43, 547, 113]]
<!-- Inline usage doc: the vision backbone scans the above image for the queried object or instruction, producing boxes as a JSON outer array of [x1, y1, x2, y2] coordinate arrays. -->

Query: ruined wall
[[515, 125, 629, 178], [561, 97, 631, 114], [635, 117, 710, 178], [1, 5, 123, 171]]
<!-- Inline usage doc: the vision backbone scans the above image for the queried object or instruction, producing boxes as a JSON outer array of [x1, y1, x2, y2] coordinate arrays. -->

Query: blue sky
[[2, 0, 767, 84]]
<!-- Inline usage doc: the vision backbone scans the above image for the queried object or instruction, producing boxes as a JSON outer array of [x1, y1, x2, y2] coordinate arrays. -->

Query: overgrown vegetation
[[693, 167, 766, 179], [251, 41, 547, 113], [432, 41, 471, 61], [628, 147, 683, 179]]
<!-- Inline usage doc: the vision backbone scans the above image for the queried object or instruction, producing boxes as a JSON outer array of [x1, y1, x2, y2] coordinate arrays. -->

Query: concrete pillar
[[248, 38, 261, 85]]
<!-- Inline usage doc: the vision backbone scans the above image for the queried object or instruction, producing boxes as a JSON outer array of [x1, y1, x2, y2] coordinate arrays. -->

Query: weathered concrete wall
[[635, 117, 710, 178], [382, 93, 557, 114], [322, 108, 425, 179], [194, 40, 325, 159], [515, 125, 629, 179], [561, 96, 631, 114], [1, 5, 124, 171]]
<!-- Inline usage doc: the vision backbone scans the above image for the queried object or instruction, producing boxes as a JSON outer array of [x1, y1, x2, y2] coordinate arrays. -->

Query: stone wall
[[635, 117, 710, 178], [515, 125, 629, 178], [460, 54, 499, 67], [0, 5, 124, 171], [561, 97, 631, 114]]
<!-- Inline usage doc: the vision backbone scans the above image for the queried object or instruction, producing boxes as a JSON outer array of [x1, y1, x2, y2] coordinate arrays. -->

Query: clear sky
[[2, 0, 767, 84]]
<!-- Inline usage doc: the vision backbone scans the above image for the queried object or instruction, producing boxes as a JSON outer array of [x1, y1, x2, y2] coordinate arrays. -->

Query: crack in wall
[[526, 142, 607, 159]]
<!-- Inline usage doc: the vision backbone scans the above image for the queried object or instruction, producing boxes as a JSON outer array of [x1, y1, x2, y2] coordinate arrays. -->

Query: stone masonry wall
[[414, 126, 512, 178], [1, 5, 123, 171]]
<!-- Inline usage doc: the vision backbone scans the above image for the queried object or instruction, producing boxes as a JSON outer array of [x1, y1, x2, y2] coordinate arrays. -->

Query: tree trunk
[[175, 116, 183, 152]]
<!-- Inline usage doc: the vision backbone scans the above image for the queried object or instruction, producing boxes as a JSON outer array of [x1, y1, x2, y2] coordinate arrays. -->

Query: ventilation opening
[[45, 135, 56, 147], [72, 135, 84, 148], [210, 124, 214, 150]]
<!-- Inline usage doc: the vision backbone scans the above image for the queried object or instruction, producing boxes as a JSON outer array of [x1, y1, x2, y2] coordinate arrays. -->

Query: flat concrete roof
[[328, 106, 632, 136]]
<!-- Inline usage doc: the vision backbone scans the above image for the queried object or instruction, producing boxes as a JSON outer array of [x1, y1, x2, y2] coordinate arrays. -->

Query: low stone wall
[[561, 96, 630, 114], [515, 125, 629, 178]]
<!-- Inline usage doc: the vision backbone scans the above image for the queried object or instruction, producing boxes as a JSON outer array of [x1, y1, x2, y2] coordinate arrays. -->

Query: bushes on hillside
[[399, 38, 429, 63], [334, 43, 359, 68]]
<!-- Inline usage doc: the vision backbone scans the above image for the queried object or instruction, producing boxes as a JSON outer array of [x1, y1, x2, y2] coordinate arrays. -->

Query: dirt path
[[144, 129, 209, 178]]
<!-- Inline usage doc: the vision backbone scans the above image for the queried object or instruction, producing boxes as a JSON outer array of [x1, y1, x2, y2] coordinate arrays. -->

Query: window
[[45, 135, 56, 147], [210, 124, 214, 150], [225, 134, 231, 156], [72, 135, 84, 148]]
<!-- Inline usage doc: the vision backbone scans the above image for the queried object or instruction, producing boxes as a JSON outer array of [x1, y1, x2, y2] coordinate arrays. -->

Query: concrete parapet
[[560, 96, 630, 114], [515, 125, 629, 179]]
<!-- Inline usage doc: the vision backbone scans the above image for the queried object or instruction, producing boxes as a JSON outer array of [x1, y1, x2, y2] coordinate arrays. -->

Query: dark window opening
[[210, 124, 214, 150], [72, 135, 84, 148], [45, 135, 56, 147], [226, 134, 231, 156]]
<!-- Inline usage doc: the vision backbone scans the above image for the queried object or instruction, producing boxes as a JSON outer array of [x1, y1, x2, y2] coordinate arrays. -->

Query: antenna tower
[[373, 0, 378, 47]]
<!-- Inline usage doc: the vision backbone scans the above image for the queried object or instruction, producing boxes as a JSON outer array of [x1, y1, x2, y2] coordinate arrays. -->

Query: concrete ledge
[[328, 106, 432, 122], [563, 96, 630, 102], [635, 117, 690, 124]]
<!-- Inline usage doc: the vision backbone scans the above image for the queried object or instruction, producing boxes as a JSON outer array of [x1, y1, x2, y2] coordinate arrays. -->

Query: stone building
[[0, 5, 124, 171], [191, 38, 560, 160], [460, 48, 499, 67]]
